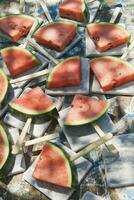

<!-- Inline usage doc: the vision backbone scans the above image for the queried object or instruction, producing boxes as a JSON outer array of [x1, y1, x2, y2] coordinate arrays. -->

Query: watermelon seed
[[107, 42, 113, 48], [9, 22, 18, 29], [92, 36, 99, 41]]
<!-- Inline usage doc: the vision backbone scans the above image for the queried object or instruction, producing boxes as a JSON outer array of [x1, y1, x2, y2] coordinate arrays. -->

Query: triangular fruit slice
[[32, 142, 74, 188], [0, 14, 35, 41], [47, 56, 81, 88], [87, 23, 130, 52], [64, 95, 109, 126], [90, 56, 134, 91], [0, 69, 8, 106], [0, 124, 9, 170], [59, 0, 89, 22], [1, 46, 40, 77], [9, 87, 58, 123], [34, 21, 77, 51]]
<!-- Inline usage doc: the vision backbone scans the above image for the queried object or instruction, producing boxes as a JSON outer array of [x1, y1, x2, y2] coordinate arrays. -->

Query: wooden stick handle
[[92, 123, 119, 155], [39, 0, 53, 22], [12, 118, 32, 154], [22, 20, 39, 49], [110, 7, 121, 23], [121, 40, 134, 59], [29, 39, 58, 64], [70, 133, 113, 161], [10, 68, 49, 84], [25, 132, 59, 147], [20, 0, 25, 13]]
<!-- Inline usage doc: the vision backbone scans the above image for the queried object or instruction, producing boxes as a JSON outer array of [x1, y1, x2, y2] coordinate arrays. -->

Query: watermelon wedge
[[0, 124, 9, 170], [87, 23, 130, 52], [32, 142, 76, 188], [59, 0, 89, 22], [34, 21, 77, 51], [64, 95, 109, 126], [90, 56, 134, 91], [9, 87, 58, 123], [1, 46, 40, 77], [47, 56, 81, 88], [0, 14, 35, 41], [0, 69, 8, 106]]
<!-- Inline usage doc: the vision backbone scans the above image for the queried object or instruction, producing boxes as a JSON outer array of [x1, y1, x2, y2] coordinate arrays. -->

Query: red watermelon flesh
[[32, 142, 73, 188], [0, 14, 35, 41], [34, 21, 77, 51], [1, 46, 40, 77], [59, 0, 87, 22], [90, 56, 134, 91], [47, 56, 81, 88], [87, 23, 130, 52], [10, 87, 54, 114], [64, 95, 109, 126]]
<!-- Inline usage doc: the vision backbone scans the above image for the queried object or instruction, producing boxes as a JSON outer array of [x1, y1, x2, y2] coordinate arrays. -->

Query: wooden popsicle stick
[[39, 0, 53, 23], [20, 0, 25, 13], [121, 40, 134, 59], [110, 7, 122, 23], [70, 133, 113, 161], [92, 123, 119, 155], [20, 20, 39, 49], [12, 118, 32, 155], [10, 68, 49, 84], [25, 132, 59, 147], [29, 38, 58, 64]]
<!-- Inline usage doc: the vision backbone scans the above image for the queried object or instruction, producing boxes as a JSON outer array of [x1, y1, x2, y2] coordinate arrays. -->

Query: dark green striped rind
[[0, 69, 9, 108], [83, 0, 90, 23], [8, 104, 59, 124], [0, 123, 15, 179]]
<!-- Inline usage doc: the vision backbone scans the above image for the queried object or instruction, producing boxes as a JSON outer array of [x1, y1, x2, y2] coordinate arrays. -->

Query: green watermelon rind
[[1, 46, 41, 68], [90, 56, 134, 68], [46, 56, 80, 88], [43, 142, 78, 188], [0, 155, 15, 180], [0, 124, 10, 170], [0, 14, 35, 22], [64, 102, 109, 126], [0, 69, 8, 107], [8, 102, 59, 124], [87, 22, 131, 41], [34, 20, 77, 38], [0, 124, 15, 180], [83, 0, 90, 23], [0, 14, 38, 40]]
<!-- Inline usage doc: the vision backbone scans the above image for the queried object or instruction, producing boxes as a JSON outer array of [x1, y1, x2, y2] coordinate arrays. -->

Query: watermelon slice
[[90, 56, 134, 91], [64, 95, 109, 126], [0, 124, 9, 170], [87, 23, 130, 52], [32, 142, 76, 188], [47, 56, 81, 88], [0, 69, 8, 106], [59, 0, 89, 22], [1, 46, 40, 77], [34, 21, 77, 51], [9, 87, 58, 123], [0, 14, 35, 41]]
